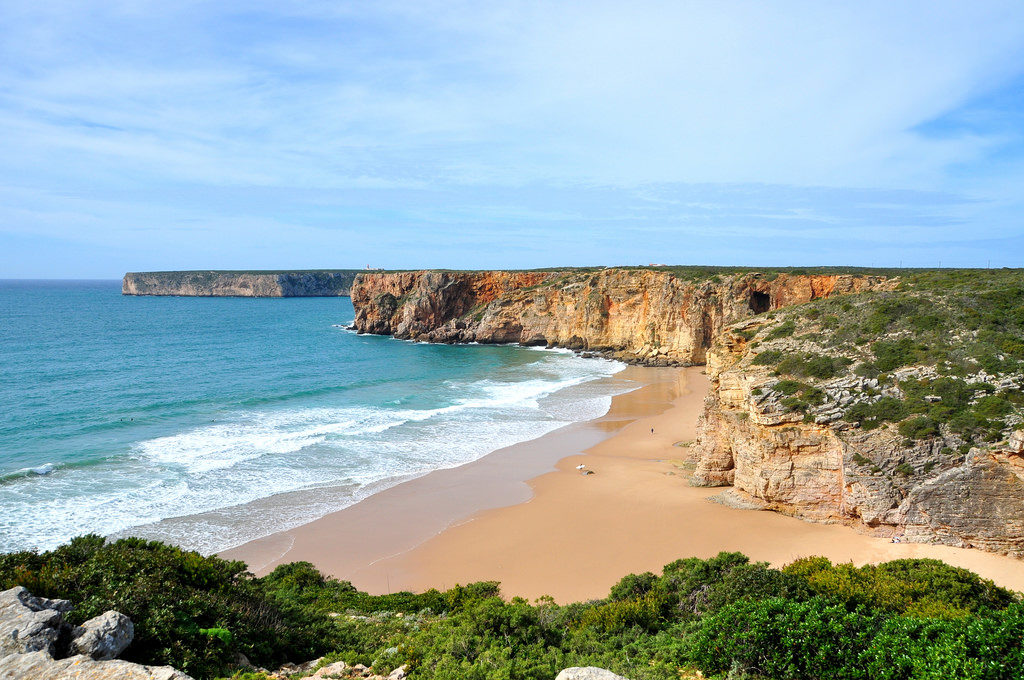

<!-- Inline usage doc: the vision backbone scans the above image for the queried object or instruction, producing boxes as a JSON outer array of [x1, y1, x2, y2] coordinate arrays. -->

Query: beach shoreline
[[224, 364, 1024, 601], [219, 365, 685, 578]]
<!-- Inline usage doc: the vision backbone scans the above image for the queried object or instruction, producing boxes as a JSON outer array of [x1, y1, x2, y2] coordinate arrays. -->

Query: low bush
[[4, 541, 1020, 680]]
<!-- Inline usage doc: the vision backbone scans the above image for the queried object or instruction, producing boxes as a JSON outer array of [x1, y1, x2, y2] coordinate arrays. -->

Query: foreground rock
[[0, 651, 191, 680], [0, 588, 71, 658], [0, 587, 192, 680], [556, 668, 632, 680], [69, 610, 135, 660]]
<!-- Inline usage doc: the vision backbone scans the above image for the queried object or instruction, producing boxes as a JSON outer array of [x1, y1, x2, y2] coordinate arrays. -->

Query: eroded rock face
[[0, 587, 71, 658], [70, 611, 134, 660], [351, 269, 893, 365], [691, 338, 1024, 556]]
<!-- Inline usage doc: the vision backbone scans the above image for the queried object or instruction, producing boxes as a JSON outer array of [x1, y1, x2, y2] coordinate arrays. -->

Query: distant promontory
[[122, 270, 361, 297]]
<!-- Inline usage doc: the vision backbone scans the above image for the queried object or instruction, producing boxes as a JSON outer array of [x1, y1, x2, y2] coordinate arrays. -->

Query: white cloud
[[2, 1, 1024, 275]]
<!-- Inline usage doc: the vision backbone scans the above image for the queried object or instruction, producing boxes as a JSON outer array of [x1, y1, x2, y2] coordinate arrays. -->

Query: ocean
[[0, 280, 629, 554]]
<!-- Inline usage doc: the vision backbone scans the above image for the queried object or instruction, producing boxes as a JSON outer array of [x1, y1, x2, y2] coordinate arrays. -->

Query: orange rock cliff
[[351, 269, 892, 365]]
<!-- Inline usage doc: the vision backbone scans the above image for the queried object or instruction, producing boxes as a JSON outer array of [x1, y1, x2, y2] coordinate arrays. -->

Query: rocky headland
[[349, 267, 1024, 557], [690, 276, 1024, 557], [122, 270, 361, 297]]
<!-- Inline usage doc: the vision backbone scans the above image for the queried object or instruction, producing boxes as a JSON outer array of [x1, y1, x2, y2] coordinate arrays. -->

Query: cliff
[[351, 267, 1024, 557], [351, 268, 894, 365], [122, 270, 360, 297], [691, 277, 1024, 556]]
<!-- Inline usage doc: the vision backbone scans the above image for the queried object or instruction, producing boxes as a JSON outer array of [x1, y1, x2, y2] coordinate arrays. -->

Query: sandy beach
[[225, 365, 1024, 601]]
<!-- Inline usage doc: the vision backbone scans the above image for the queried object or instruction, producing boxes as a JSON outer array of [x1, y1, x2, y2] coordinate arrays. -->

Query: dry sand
[[225, 366, 1024, 602]]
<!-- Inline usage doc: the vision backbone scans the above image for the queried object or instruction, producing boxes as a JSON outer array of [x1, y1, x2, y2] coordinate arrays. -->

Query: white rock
[[313, 660, 350, 677], [555, 667, 631, 680], [0, 651, 193, 680], [0, 587, 70, 658], [70, 611, 134, 660]]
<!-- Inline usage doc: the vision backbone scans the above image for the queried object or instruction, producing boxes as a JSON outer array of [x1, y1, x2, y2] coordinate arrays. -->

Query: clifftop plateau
[[122, 270, 361, 297]]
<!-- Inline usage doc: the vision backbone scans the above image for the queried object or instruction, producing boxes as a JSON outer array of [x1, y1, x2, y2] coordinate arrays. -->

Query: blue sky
[[2, 1, 1024, 277]]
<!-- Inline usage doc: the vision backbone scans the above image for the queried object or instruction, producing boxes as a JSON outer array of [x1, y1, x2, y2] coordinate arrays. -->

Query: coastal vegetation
[[740, 269, 1024, 449], [2, 537, 1021, 680]]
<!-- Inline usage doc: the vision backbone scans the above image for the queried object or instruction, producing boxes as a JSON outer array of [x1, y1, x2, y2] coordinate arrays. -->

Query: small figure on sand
[[575, 463, 586, 470], [651, 427, 655, 434]]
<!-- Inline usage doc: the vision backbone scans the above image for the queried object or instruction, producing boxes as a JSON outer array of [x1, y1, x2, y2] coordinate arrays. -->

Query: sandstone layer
[[122, 271, 360, 297], [691, 325, 1024, 557], [351, 269, 893, 365]]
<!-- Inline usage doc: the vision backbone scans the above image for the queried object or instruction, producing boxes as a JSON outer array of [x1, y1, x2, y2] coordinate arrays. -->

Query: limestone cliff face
[[351, 269, 892, 365], [122, 271, 359, 297], [692, 329, 1024, 557]]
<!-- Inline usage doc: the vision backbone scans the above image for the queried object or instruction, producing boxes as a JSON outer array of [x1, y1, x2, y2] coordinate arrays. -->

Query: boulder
[[0, 651, 192, 680], [312, 660, 349, 677], [0, 587, 71, 657], [70, 610, 134, 660], [555, 668, 631, 680]]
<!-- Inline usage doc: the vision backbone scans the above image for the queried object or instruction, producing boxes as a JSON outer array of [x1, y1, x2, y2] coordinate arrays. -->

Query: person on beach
[[651, 427, 654, 434]]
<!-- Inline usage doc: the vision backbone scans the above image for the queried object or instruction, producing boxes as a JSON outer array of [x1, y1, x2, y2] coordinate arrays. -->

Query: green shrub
[[872, 338, 925, 372], [777, 353, 853, 380], [752, 349, 784, 366], [765, 320, 797, 340], [687, 597, 878, 679], [899, 416, 940, 440], [783, 557, 1016, 616], [0, 536, 337, 678], [774, 379, 806, 395], [845, 397, 907, 429]]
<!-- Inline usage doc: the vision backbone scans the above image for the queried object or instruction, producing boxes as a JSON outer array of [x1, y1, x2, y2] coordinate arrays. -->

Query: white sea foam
[[0, 348, 630, 554]]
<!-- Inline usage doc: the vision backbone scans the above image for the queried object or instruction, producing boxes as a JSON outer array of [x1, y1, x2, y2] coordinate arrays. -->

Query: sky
[[2, 1, 1024, 277]]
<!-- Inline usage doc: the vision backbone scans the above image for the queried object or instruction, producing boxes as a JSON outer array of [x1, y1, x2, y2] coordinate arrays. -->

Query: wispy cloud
[[2, 1, 1024, 275]]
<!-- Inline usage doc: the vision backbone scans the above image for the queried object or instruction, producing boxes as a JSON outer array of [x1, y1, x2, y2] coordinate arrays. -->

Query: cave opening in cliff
[[749, 291, 771, 314]]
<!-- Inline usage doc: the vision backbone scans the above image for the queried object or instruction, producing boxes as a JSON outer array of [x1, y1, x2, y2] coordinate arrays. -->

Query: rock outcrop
[[351, 269, 893, 365], [69, 611, 134, 660], [122, 270, 360, 297], [555, 668, 632, 680], [0, 587, 71, 658], [0, 587, 192, 680], [691, 326, 1024, 556], [0, 651, 192, 680]]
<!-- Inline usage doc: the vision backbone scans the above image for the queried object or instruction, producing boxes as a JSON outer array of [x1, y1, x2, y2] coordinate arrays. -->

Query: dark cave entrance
[[749, 291, 771, 314]]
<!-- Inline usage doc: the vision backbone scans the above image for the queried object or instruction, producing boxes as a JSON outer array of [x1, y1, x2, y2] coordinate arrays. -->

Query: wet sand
[[225, 366, 1024, 602]]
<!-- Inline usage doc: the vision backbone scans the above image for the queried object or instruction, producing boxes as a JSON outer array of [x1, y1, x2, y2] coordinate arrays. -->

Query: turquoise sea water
[[0, 281, 627, 553]]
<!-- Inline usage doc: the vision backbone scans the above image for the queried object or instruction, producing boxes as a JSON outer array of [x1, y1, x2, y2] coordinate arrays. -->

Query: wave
[[0, 462, 58, 483], [0, 346, 630, 553]]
